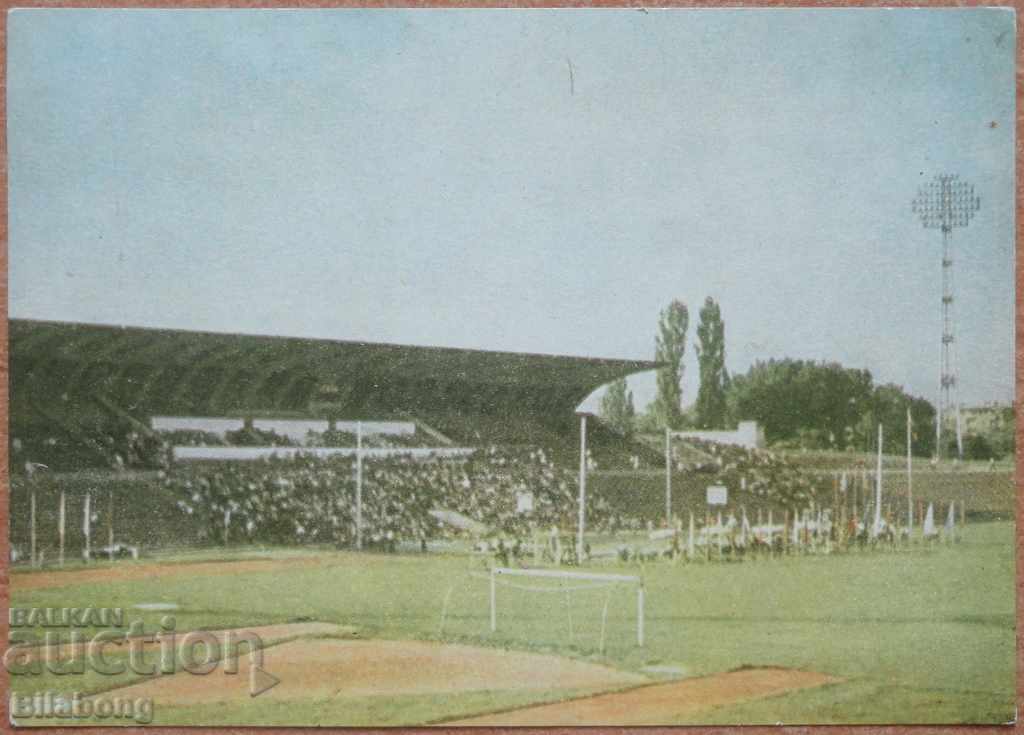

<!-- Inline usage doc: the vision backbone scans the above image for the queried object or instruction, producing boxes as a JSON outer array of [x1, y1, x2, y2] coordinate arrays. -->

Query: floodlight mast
[[911, 174, 980, 461]]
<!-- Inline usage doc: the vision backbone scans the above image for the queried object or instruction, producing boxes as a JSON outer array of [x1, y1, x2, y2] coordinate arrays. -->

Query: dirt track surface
[[11, 556, 334, 591], [104, 638, 646, 704], [447, 667, 841, 725], [16, 622, 353, 663]]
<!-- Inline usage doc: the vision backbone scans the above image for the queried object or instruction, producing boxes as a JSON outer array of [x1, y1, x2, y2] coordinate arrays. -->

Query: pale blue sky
[[8, 8, 1015, 411]]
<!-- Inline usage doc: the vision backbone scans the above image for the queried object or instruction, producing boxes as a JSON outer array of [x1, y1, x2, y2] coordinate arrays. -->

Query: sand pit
[[11, 555, 336, 591], [103, 638, 647, 706], [448, 667, 841, 725]]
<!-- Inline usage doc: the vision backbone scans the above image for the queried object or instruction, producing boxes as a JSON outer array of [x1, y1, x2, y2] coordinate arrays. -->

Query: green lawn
[[9, 522, 1015, 725]]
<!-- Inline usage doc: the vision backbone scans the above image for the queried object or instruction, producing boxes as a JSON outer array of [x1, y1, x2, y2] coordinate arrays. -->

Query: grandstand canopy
[[10, 319, 658, 432]]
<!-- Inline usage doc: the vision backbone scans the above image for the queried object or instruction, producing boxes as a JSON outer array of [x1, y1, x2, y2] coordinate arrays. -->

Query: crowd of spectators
[[224, 425, 297, 447], [160, 429, 226, 447], [10, 419, 170, 474], [159, 425, 436, 450], [145, 435, 826, 550], [11, 419, 443, 474], [672, 438, 823, 511], [164, 454, 365, 546], [304, 429, 435, 449], [160, 446, 630, 548], [14, 409, 826, 555]]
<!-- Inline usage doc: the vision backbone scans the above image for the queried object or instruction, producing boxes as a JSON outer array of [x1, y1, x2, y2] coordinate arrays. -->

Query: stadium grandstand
[[9, 319, 834, 563], [10, 318, 659, 472], [9, 319, 667, 557]]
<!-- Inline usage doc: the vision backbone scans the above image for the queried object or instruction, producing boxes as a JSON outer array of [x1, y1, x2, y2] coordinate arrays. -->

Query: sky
[[8, 8, 1016, 412]]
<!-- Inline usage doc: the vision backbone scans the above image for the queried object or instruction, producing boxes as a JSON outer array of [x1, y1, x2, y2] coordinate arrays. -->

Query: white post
[[861, 468, 869, 518], [599, 592, 611, 654], [637, 585, 645, 647], [83, 492, 91, 562], [30, 485, 37, 567], [356, 420, 363, 550], [874, 423, 883, 534], [577, 414, 587, 561], [108, 488, 115, 562], [490, 567, 497, 632], [58, 487, 66, 567], [936, 359, 943, 461], [906, 407, 913, 534], [687, 511, 695, 559], [565, 587, 574, 643], [664, 428, 672, 527]]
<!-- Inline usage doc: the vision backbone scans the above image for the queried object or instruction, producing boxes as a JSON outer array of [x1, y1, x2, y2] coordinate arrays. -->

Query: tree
[[865, 384, 936, 457], [653, 300, 689, 430], [599, 378, 636, 437], [963, 433, 995, 461], [695, 297, 728, 429], [725, 359, 935, 455], [634, 402, 663, 434], [727, 359, 871, 449]]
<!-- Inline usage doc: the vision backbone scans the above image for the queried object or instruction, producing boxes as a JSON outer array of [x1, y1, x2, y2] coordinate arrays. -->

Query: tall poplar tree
[[654, 300, 689, 430], [695, 297, 728, 429]]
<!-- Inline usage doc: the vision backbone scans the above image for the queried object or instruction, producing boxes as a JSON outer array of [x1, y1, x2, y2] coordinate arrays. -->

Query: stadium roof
[[10, 319, 658, 424]]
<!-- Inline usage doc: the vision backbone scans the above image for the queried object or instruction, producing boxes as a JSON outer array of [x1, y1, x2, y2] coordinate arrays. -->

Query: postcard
[[6, 7, 1016, 726]]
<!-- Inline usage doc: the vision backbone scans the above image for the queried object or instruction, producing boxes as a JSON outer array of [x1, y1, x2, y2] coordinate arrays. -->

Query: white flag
[[923, 503, 937, 537], [944, 502, 956, 534]]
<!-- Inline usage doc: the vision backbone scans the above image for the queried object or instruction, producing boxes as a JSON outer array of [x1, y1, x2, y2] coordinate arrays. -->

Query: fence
[[9, 472, 205, 563], [587, 468, 1014, 523]]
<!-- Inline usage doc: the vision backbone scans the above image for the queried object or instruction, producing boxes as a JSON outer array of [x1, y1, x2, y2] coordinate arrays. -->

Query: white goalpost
[[489, 567, 645, 647]]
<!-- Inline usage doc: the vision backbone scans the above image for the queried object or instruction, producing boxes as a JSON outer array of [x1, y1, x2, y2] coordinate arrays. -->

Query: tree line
[[726, 360, 936, 455], [600, 297, 953, 457], [601, 297, 731, 437]]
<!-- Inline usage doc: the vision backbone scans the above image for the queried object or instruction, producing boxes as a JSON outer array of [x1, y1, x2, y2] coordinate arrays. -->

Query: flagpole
[[577, 414, 588, 561], [906, 407, 913, 535], [874, 423, 883, 535], [30, 482, 37, 567], [58, 486, 66, 567], [356, 420, 363, 551], [83, 491, 91, 562], [664, 428, 672, 527]]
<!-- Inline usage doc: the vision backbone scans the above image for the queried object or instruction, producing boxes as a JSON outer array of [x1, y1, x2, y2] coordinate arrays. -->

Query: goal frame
[[489, 567, 645, 646]]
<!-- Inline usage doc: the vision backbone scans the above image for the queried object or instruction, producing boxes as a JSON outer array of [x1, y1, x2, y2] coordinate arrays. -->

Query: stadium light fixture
[[911, 174, 980, 461]]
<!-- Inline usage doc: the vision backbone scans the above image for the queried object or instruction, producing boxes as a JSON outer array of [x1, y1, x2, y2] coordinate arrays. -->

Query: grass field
[[9, 520, 1015, 726]]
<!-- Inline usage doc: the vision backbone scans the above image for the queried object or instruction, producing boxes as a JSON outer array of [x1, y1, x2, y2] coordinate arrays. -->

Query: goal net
[[486, 567, 645, 653]]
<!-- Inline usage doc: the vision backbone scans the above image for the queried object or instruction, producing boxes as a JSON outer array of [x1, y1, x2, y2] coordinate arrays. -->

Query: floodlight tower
[[911, 174, 980, 460]]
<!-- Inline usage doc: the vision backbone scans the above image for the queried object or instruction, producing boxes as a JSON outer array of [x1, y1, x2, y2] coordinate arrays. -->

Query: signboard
[[516, 492, 534, 513], [706, 485, 728, 506]]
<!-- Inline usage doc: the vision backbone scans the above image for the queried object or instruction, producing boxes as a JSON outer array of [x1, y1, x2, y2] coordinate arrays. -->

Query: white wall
[[673, 420, 765, 450], [172, 446, 474, 461], [151, 416, 416, 442]]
